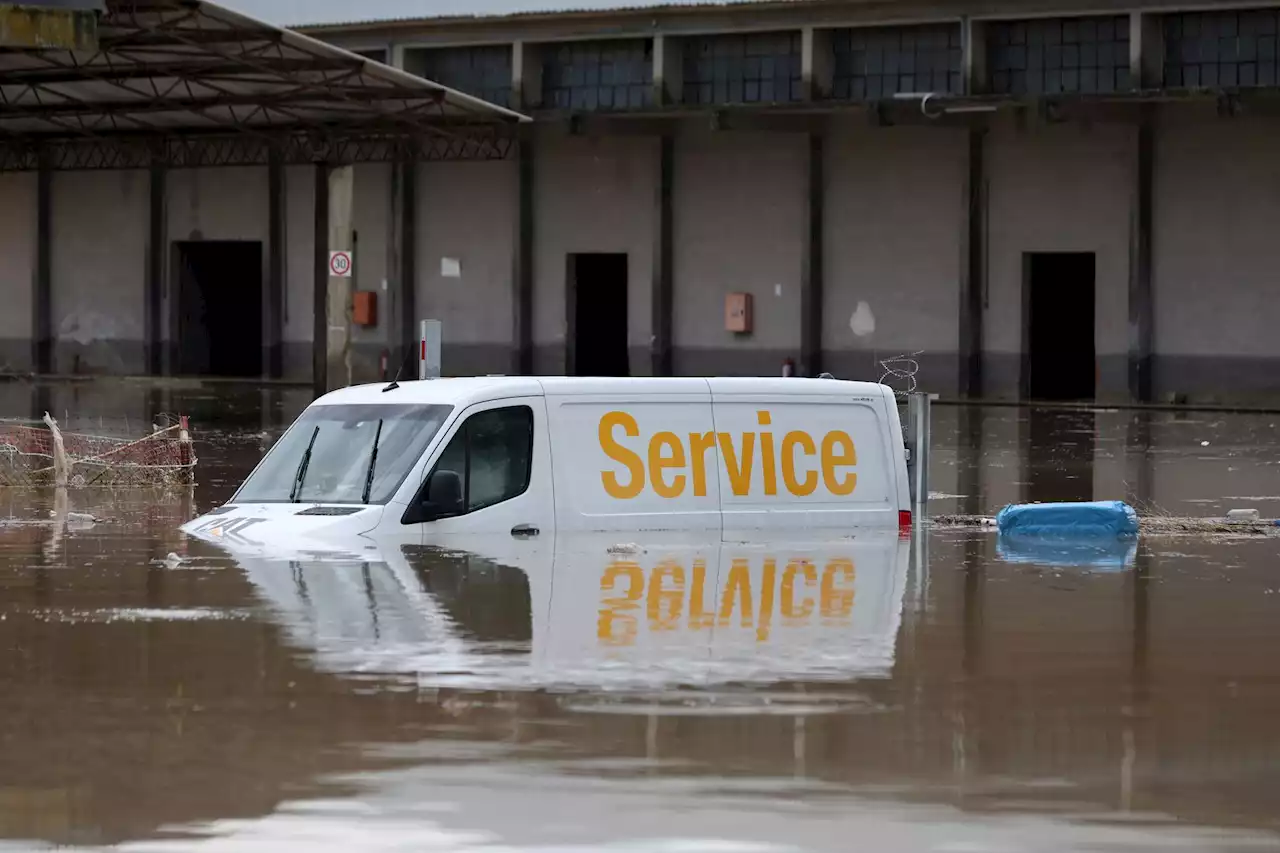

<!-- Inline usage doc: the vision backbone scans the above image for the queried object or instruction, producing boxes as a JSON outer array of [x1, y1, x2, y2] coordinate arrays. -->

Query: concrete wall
[[52, 169, 148, 375], [0, 173, 35, 374], [417, 158, 515, 376], [1154, 103, 1280, 402], [985, 116, 1134, 400], [824, 120, 967, 393], [533, 127, 656, 375], [674, 126, 806, 376]]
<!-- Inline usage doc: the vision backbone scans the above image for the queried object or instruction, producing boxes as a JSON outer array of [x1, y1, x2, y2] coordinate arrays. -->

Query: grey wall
[[985, 116, 1134, 400], [674, 125, 805, 376], [824, 119, 967, 393], [1153, 103, 1280, 402], [417, 158, 516, 376], [52, 169, 148, 375], [0, 173, 35, 374], [534, 126, 656, 375]]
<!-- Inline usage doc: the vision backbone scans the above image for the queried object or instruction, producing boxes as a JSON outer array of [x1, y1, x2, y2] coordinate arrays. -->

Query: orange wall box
[[353, 291, 377, 327], [725, 292, 753, 333]]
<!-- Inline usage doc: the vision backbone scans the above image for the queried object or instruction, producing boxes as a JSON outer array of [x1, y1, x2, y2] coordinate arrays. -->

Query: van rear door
[[708, 380, 897, 531]]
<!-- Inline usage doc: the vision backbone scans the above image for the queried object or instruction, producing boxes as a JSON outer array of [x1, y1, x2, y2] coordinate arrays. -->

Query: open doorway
[[1024, 252, 1096, 401], [173, 240, 263, 378], [566, 253, 629, 376]]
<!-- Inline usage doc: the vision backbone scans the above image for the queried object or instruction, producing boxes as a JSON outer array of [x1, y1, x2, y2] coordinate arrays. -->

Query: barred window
[[988, 16, 1131, 95], [1164, 9, 1280, 89], [541, 39, 653, 111], [831, 24, 963, 100], [415, 45, 513, 108], [682, 31, 803, 105]]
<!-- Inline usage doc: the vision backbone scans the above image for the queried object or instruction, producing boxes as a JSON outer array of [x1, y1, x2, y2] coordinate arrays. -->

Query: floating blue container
[[995, 500, 1139, 539]]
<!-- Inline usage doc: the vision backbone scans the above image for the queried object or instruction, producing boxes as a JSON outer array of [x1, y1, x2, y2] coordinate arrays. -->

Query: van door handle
[[511, 524, 539, 538]]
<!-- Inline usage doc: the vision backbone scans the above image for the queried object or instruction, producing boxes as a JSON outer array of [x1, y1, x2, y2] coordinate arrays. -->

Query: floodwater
[[2, 383, 1280, 852]]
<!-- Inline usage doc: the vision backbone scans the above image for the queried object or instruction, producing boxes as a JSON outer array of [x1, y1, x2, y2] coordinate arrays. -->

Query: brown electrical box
[[725, 292, 753, 333], [353, 291, 377, 327]]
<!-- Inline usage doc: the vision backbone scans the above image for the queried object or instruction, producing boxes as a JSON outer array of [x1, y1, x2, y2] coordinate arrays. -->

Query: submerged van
[[181, 376, 911, 545]]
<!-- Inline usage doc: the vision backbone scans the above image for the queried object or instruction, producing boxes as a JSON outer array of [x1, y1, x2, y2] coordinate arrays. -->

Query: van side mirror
[[401, 469, 463, 525]]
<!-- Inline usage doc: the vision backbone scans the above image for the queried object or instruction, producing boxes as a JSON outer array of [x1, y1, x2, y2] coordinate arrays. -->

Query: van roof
[[312, 376, 894, 408]]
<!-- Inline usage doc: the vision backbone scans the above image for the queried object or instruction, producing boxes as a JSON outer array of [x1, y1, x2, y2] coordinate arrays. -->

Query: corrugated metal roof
[[217, 0, 789, 28]]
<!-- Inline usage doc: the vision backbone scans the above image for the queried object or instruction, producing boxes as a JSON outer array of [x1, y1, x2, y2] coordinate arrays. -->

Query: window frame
[[401, 403, 535, 524]]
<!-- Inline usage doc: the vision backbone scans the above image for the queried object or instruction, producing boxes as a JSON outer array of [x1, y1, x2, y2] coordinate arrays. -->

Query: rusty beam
[[0, 3, 98, 50]]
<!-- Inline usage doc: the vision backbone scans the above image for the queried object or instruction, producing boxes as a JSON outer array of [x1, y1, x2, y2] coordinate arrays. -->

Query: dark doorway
[[1024, 252, 1096, 401], [173, 240, 263, 378], [567, 253, 629, 376]]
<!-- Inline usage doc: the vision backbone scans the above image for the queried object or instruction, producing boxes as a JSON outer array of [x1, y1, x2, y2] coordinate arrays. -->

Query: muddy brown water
[[1, 384, 1279, 851]]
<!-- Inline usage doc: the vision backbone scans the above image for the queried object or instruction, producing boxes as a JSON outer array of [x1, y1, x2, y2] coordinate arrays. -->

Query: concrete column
[[146, 160, 166, 377], [800, 131, 823, 376], [266, 150, 284, 380], [1129, 114, 1154, 403], [653, 34, 683, 106], [33, 151, 51, 376], [1130, 12, 1165, 89], [513, 41, 543, 111], [802, 27, 834, 101], [651, 134, 674, 376], [400, 158, 418, 366], [963, 17, 989, 95], [513, 135, 534, 374], [312, 163, 329, 396], [960, 127, 986, 398], [325, 165, 355, 392]]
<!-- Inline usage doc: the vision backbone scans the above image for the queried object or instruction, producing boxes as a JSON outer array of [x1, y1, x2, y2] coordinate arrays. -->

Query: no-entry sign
[[329, 250, 353, 278]]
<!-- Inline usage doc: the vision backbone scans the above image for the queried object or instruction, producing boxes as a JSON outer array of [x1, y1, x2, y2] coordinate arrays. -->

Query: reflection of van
[[181, 377, 911, 545], [198, 530, 912, 690]]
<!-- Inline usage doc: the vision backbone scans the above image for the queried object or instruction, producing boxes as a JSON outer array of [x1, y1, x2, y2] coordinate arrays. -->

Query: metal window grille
[[831, 24, 963, 100], [1164, 9, 1280, 89], [988, 16, 1131, 95], [541, 39, 653, 111], [415, 45, 514, 108], [681, 31, 803, 105]]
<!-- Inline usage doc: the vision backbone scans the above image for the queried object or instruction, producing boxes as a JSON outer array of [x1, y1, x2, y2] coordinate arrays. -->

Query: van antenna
[[382, 345, 416, 392]]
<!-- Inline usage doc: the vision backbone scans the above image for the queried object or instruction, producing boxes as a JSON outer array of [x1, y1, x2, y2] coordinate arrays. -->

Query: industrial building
[[5, 0, 1280, 404]]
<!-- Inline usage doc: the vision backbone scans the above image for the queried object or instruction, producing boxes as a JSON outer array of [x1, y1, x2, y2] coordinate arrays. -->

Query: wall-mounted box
[[353, 291, 377, 327], [725, 292, 753, 333]]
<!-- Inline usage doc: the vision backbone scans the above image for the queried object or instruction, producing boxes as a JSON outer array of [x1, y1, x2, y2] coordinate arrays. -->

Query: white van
[[181, 376, 911, 545]]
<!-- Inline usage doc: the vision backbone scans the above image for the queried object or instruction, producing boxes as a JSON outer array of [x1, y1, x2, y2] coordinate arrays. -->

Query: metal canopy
[[0, 0, 529, 170]]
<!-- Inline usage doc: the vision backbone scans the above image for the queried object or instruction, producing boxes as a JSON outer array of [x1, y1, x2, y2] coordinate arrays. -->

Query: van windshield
[[233, 403, 454, 505]]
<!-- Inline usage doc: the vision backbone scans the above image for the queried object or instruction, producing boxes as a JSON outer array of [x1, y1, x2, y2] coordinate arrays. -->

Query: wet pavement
[[1, 383, 1280, 851]]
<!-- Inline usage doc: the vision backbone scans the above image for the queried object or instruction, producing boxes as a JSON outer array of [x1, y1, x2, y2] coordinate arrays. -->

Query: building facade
[[6, 0, 1280, 404]]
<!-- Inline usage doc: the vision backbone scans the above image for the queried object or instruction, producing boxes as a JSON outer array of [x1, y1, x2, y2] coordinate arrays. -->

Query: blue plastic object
[[995, 500, 1139, 539]]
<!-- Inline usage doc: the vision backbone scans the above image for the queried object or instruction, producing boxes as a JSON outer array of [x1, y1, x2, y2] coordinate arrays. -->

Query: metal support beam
[[960, 127, 986, 399], [1130, 113, 1154, 403], [400, 158, 418, 366], [33, 152, 52, 375], [513, 135, 534, 375], [146, 158, 165, 376], [312, 162, 329, 397], [800, 131, 823, 377], [326, 165, 355, 392], [266, 149, 284, 379], [651, 134, 673, 377]]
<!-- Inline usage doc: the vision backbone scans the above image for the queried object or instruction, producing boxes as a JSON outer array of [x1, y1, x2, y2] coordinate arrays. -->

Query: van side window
[[422, 405, 534, 516]]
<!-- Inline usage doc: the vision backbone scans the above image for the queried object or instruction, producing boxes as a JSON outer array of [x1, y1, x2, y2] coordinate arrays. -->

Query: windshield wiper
[[290, 425, 321, 503], [361, 419, 384, 504]]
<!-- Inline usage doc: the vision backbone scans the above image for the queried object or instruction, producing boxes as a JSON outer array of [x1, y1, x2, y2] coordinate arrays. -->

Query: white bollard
[[419, 319, 442, 380]]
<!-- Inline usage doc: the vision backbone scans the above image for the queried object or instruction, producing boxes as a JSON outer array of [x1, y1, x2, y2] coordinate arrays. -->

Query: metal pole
[[907, 392, 931, 516], [419, 319, 442, 380]]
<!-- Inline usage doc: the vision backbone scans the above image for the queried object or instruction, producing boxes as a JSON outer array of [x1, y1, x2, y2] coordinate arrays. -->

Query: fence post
[[419, 319, 442, 380]]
